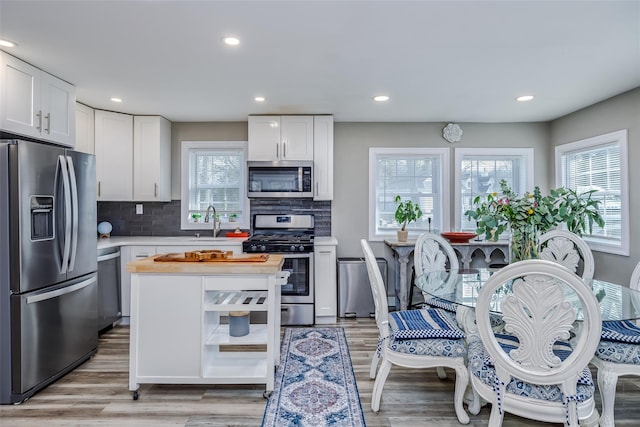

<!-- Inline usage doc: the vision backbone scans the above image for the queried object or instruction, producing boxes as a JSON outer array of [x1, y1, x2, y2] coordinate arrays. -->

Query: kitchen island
[[126, 253, 285, 399]]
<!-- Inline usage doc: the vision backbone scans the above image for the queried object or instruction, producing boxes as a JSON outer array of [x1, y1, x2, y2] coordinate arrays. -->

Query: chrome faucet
[[204, 205, 221, 237]]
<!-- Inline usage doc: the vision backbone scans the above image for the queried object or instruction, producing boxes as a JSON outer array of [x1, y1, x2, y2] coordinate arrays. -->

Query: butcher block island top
[[126, 253, 284, 274]]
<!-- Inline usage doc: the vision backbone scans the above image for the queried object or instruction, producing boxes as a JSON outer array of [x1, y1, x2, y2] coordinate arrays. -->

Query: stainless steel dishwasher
[[97, 247, 122, 332]]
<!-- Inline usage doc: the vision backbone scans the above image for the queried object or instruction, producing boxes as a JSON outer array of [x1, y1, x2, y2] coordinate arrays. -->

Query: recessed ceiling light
[[223, 37, 240, 46], [0, 39, 17, 48], [516, 95, 534, 102], [110, 97, 122, 103], [254, 96, 265, 102], [373, 95, 389, 102]]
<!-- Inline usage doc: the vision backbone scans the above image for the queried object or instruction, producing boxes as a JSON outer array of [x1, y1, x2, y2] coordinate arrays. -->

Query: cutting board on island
[[154, 252, 269, 263]]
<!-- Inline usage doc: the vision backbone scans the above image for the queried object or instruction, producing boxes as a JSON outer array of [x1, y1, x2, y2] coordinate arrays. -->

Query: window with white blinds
[[555, 130, 629, 255], [454, 148, 533, 231], [181, 141, 249, 230], [368, 147, 450, 240]]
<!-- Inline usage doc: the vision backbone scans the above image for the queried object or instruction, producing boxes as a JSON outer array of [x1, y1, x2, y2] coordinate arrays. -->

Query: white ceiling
[[1, 0, 639, 123]]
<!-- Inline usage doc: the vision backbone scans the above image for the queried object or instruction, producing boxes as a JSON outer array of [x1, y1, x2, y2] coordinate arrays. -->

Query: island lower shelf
[[127, 255, 284, 398]]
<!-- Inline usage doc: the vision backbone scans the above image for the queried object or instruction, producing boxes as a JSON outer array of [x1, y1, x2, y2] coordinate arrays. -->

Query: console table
[[384, 239, 509, 310]]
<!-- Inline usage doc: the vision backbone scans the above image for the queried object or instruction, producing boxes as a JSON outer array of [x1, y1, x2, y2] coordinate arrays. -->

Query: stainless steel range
[[243, 214, 314, 325]]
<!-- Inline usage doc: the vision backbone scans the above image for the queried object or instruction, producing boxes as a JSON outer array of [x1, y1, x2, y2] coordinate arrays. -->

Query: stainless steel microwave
[[247, 161, 313, 198]]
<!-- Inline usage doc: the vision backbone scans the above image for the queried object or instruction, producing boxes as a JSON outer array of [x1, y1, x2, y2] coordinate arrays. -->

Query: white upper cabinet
[[0, 51, 75, 147], [75, 103, 95, 154], [94, 111, 172, 202], [248, 115, 313, 161], [95, 110, 133, 201], [133, 116, 171, 201], [313, 116, 333, 201]]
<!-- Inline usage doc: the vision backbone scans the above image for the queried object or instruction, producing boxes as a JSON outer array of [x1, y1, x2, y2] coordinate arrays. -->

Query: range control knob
[[298, 245, 305, 252], [290, 245, 296, 252], [250, 245, 258, 252], [260, 245, 266, 252]]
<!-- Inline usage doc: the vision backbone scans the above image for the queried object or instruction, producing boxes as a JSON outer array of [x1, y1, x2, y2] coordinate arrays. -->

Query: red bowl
[[440, 232, 478, 243]]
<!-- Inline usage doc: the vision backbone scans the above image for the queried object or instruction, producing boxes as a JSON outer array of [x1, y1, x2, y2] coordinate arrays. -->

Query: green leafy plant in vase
[[394, 195, 422, 242], [465, 179, 605, 262]]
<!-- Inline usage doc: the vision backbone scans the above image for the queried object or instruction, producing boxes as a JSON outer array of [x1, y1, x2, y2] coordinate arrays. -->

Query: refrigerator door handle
[[58, 155, 72, 274], [66, 155, 79, 271], [26, 275, 97, 304]]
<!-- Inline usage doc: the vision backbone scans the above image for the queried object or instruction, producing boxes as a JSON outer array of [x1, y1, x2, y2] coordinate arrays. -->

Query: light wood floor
[[1, 319, 639, 426]]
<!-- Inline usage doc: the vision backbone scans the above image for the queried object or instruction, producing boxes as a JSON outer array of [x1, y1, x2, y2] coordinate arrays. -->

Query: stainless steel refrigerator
[[0, 139, 98, 404]]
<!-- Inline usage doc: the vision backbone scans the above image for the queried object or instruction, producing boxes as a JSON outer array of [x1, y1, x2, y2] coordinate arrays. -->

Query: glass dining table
[[416, 268, 640, 332]]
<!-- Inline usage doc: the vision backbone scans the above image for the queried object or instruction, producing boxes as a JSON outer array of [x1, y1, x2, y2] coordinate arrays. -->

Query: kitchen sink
[[156, 236, 231, 242]]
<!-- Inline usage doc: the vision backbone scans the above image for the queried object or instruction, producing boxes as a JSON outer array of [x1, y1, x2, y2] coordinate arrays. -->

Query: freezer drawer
[[11, 274, 98, 398], [338, 257, 387, 318]]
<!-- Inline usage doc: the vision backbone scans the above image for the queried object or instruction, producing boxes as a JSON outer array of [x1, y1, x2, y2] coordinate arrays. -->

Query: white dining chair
[[361, 239, 470, 424], [468, 259, 601, 426], [539, 229, 594, 280], [591, 260, 640, 427], [411, 233, 460, 312]]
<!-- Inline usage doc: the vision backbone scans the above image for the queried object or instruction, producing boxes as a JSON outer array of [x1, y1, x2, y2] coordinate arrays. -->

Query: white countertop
[[98, 235, 337, 249], [97, 236, 247, 250], [314, 236, 338, 246]]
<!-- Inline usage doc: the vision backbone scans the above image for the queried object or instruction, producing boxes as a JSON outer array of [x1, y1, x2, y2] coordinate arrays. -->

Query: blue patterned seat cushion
[[468, 336, 594, 403], [595, 340, 640, 364], [389, 308, 465, 340], [424, 296, 459, 312], [387, 330, 467, 358], [601, 320, 640, 344]]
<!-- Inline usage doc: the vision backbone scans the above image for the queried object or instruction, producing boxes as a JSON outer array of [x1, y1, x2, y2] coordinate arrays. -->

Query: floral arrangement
[[465, 180, 605, 260]]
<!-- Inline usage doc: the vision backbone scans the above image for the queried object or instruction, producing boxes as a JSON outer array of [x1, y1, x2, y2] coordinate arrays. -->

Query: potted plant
[[229, 213, 238, 222], [191, 212, 202, 223], [394, 195, 422, 242]]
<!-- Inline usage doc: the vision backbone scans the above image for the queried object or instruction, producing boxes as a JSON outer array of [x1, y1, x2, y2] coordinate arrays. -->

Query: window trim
[[554, 129, 629, 256], [180, 140, 249, 231], [454, 147, 534, 231], [368, 147, 450, 241]]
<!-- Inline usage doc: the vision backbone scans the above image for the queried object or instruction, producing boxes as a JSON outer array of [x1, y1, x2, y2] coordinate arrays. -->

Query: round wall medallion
[[443, 123, 463, 143]]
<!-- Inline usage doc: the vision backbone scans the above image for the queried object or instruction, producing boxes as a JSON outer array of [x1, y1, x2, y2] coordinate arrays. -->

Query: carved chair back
[[414, 233, 459, 274], [475, 259, 602, 426], [539, 229, 594, 280]]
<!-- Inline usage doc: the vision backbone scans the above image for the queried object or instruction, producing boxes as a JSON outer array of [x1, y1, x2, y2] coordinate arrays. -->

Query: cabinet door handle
[[316, 182, 318, 196], [154, 183, 158, 197], [98, 181, 101, 197], [36, 110, 42, 132], [276, 143, 279, 159], [318, 250, 332, 254], [45, 113, 51, 134], [283, 141, 286, 158]]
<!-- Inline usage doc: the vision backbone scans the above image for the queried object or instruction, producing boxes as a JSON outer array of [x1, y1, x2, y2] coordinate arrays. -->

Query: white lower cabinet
[[314, 242, 337, 324], [134, 275, 202, 378]]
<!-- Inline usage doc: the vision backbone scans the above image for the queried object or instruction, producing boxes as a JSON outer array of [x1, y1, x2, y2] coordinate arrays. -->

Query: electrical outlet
[[136, 204, 143, 215]]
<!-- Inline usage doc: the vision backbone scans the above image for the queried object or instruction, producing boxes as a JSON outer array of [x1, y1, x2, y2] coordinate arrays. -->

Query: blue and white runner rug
[[262, 327, 366, 427]]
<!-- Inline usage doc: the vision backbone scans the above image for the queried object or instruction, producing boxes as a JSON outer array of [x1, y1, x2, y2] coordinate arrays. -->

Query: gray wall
[[549, 87, 640, 284], [170, 122, 248, 200], [164, 91, 639, 284], [331, 122, 550, 264]]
